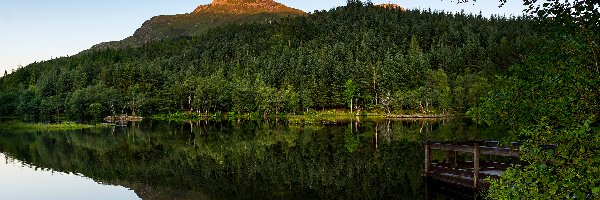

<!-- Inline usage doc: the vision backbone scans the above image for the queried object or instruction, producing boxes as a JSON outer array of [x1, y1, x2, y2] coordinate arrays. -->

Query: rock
[[104, 115, 144, 123], [377, 3, 406, 12], [194, 0, 304, 14]]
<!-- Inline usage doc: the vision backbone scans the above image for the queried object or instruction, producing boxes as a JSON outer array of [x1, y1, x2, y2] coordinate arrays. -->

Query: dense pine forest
[[0, 1, 535, 120]]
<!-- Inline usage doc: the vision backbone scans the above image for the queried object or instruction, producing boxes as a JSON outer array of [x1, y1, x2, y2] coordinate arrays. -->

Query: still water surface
[[0, 119, 502, 199], [0, 153, 140, 200]]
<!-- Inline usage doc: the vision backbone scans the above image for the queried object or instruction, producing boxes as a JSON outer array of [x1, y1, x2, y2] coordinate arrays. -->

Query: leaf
[[575, 190, 586, 199]]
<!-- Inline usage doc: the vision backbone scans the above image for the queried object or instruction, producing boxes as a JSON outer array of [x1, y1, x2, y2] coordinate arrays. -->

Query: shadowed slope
[[90, 0, 304, 50]]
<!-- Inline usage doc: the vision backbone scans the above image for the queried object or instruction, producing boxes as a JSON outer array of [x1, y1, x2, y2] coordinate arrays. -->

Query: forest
[[0, 1, 536, 120], [0, 0, 598, 198]]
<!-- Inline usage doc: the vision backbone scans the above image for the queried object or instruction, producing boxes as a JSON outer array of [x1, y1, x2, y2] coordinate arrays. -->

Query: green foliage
[[452, 73, 490, 113], [343, 79, 357, 110], [16, 86, 41, 120], [0, 88, 18, 116], [487, 122, 600, 199], [256, 77, 276, 114], [393, 90, 419, 112], [0, 2, 537, 120], [88, 103, 104, 119], [469, 35, 597, 132], [283, 84, 300, 113], [467, 1, 600, 197], [423, 69, 451, 113]]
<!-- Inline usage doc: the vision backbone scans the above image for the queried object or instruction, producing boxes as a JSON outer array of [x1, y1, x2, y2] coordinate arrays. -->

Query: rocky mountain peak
[[89, 0, 304, 50], [377, 3, 406, 11], [193, 0, 304, 15]]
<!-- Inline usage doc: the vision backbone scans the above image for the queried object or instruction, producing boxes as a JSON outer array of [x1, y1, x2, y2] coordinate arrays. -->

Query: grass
[[0, 121, 109, 131], [150, 109, 452, 124]]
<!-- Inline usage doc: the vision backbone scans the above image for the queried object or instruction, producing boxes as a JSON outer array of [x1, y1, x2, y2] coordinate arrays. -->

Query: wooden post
[[453, 151, 458, 168], [424, 141, 431, 176], [473, 143, 480, 188], [425, 178, 431, 200]]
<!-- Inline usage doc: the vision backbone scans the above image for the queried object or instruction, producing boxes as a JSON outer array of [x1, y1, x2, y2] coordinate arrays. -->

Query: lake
[[0, 118, 503, 199]]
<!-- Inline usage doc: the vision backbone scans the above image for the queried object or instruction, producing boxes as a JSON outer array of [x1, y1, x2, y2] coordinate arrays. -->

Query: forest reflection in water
[[0, 118, 502, 199]]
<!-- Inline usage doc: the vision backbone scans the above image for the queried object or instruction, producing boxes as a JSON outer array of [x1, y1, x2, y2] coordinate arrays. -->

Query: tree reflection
[[0, 119, 498, 199]]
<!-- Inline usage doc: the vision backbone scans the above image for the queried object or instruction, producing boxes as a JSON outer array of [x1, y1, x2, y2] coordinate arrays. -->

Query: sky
[[0, 0, 527, 76]]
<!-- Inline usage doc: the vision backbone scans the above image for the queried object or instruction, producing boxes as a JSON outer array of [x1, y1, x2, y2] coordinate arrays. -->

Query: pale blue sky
[[0, 0, 526, 75]]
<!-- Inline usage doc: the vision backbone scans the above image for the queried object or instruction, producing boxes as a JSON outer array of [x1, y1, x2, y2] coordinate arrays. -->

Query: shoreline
[[0, 111, 458, 130], [151, 110, 456, 124], [385, 114, 452, 119], [0, 122, 110, 131]]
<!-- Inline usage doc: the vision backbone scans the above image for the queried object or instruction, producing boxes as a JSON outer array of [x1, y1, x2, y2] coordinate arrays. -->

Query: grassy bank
[[0, 122, 109, 131], [151, 109, 453, 124]]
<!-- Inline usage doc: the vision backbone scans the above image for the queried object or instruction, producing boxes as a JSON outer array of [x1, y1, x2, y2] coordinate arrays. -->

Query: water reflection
[[0, 153, 139, 200], [0, 119, 500, 199]]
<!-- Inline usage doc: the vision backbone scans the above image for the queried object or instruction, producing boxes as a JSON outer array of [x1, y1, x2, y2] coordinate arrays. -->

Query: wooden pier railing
[[424, 141, 521, 189]]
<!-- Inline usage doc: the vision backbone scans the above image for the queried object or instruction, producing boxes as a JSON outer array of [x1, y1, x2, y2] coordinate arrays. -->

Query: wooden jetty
[[423, 141, 521, 189]]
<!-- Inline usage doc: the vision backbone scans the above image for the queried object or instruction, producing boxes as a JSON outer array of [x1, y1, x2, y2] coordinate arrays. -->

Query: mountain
[[91, 0, 304, 50], [376, 3, 405, 11], [193, 0, 304, 14]]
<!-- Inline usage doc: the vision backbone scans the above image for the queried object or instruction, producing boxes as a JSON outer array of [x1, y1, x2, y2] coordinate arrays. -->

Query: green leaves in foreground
[[470, 15, 600, 199], [487, 122, 600, 199]]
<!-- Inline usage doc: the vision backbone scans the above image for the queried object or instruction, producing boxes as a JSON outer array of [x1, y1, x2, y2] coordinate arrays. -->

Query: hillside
[[193, 0, 304, 14], [0, 1, 535, 120], [91, 0, 304, 50]]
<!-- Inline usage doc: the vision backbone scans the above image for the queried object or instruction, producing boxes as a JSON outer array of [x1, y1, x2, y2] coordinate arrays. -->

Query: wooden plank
[[481, 161, 518, 169], [480, 146, 520, 157], [425, 141, 523, 190], [432, 162, 471, 169], [435, 161, 515, 170], [430, 143, 520, 157], [430, 143, 473, 153], [484, 141, 500, 147]]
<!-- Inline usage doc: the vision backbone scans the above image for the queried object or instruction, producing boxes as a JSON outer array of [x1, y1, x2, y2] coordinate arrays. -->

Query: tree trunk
[[350, 98, 353, 114], [188, 95, 192, 112]]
